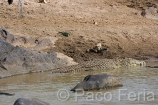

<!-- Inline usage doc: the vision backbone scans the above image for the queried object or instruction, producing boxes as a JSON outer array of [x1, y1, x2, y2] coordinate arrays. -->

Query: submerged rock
[[146, 66, 158, 68], [71, 74, 122, 91], [13, 98, 50, 105], [0, 92, 15, 96]]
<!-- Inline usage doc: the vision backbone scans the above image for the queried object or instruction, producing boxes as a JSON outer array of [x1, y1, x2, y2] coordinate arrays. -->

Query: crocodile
[[51, 58, 146, 73], [0, 28, 146, 78]]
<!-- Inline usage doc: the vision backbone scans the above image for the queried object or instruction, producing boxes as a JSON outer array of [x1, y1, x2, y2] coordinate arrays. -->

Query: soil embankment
[[0, 0, 158, 62]]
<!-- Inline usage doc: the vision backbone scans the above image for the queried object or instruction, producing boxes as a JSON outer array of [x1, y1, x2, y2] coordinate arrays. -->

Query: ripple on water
[[0, 62, 158, 105]]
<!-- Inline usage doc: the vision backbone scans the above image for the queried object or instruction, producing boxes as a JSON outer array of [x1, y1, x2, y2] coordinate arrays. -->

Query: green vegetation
[[59, 31, 70, 37]]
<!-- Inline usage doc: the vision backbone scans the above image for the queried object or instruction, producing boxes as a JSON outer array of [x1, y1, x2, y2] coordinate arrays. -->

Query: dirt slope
[[0, 0, 158, 62]]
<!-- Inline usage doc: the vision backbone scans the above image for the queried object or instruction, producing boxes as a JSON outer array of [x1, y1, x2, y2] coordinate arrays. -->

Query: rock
[[143, 7, 158, 19], [0, 92, 14, 96], [0, 39, 75, 78], [71, 74, 122, 91], [13, 98, 50, 105], [33, 38, 52, 50], [0, 28, 76, 78], [0, 28, 56, 51], [146, 66, 158, 68], [0, 28, 14, 43]]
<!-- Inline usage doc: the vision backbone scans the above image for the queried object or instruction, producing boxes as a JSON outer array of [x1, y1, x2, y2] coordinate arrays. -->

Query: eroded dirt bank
[[0, 0, 158, 62]]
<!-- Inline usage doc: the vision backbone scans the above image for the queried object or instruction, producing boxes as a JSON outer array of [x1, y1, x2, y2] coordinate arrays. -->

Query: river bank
[[0, 0, 158, 62]]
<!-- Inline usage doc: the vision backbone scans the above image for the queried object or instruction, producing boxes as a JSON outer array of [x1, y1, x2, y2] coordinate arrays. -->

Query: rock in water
[[13, 98, 50, 105], [71, 74, 122, 91]]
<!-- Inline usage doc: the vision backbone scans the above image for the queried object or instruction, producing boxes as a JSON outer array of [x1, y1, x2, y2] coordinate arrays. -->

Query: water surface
[[0, 61, 158, 105]]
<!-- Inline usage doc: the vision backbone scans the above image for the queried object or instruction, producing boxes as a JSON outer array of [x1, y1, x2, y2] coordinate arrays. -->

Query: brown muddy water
[[0, 61, 158, 105]]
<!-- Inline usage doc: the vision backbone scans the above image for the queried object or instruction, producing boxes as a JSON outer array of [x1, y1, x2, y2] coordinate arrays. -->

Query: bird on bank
[[8, 0, 13, 5], [141, 9, 146, 17]]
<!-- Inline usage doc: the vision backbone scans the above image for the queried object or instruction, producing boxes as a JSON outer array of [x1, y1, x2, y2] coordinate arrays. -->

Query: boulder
[[71, 74, 122, 91], [0, 28, 76, 78]]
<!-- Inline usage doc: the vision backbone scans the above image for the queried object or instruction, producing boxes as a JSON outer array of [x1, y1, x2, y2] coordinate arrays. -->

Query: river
[[0, 61, 158, 105]]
